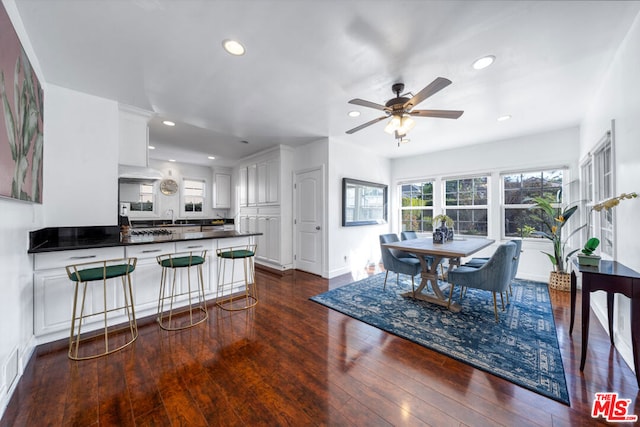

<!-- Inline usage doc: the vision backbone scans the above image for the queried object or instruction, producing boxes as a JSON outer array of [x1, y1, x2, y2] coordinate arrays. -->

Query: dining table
[[382, 237, 495, 312]]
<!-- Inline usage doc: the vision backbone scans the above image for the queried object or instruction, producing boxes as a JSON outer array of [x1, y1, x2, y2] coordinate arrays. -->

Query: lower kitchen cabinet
[[32, 236, 253, 344], [124, 242, 176, 314], [33, 247, 126, 342]]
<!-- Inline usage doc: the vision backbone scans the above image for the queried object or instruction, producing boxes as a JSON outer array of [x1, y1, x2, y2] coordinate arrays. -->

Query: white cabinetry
[[33, 247, 126, 342], [118, 105, 152, 167], [124, 243, 175, 315], [213, 172, 231, 209], [239, 167, 248, 207], [235, 146, 293, 272]]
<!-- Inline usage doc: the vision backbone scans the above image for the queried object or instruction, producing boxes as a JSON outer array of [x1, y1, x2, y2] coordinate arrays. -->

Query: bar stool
[[156, 250, 208, 330], [65, 257, 138, 360], [216, 244, 258, 311]]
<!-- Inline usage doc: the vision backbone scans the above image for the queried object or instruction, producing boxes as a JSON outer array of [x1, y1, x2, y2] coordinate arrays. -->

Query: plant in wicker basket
[[529, 196, 583, 290]]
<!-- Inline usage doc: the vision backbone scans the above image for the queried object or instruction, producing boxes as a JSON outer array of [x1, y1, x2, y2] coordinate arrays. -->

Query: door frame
[[293, 165, 326, 277]]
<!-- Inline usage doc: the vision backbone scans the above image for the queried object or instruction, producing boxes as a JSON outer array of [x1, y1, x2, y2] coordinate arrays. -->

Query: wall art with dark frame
[[342, 177, 388, 226], [0, 3, 44, 204]]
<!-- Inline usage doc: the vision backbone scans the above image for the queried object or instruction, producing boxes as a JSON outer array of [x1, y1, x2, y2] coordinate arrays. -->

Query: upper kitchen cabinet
[[118, 105, 153, 167], [213, 169, 232, 209], [240, 149, 285, 207]]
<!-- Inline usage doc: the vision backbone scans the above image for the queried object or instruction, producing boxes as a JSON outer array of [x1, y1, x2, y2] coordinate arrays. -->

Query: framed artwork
[[0, 3, 44, 203], [342, 177, 388, 226]]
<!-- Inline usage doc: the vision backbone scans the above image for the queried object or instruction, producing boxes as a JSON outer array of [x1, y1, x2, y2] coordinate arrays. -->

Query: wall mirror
[[342, 178, 388, 226]]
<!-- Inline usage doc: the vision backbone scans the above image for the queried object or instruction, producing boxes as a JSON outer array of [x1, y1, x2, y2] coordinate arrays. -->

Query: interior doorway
[[294, 167, 324, 276]]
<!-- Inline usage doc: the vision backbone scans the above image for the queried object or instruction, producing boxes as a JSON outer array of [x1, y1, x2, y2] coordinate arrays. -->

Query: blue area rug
[[310, 273, 570, 405]]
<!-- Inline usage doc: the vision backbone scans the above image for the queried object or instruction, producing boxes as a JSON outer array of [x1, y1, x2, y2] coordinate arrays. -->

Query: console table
[[570, 259, 640, 387]]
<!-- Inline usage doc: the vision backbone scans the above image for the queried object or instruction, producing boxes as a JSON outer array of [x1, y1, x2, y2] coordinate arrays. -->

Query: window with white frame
[[588, 133, 614, 256], [399, 181, 434, 232], [444, 176, 488, 236], [503, 169, 564, 237], [129, 183, 155, 212], [183, 179, 205, 213]]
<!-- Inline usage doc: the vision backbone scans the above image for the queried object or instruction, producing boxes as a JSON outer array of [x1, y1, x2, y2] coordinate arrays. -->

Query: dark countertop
[[28, 226, 259, 254]]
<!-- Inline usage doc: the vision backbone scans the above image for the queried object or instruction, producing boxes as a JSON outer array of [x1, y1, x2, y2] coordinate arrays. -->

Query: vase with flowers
[[529, 196, 582, 290]]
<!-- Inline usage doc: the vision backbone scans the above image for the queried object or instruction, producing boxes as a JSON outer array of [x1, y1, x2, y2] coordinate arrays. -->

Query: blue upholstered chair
[[464, 239, 522, 296], [446, 241, 517, 322], [379, 234, 421, 294]]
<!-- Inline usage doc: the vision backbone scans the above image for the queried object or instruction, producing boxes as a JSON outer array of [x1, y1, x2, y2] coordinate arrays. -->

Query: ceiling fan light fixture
[[162, 120, 175, 126], [208, 156, 216, 160], [384, 115, 401, 134], [223, 39, 245, 56], [348, 110, 360, 117], [472, 55, 495, 70], [497, 114, 512, 122]]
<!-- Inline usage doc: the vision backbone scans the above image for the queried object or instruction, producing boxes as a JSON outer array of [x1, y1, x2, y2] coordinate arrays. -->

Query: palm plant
[[529, 196, 582, 273]]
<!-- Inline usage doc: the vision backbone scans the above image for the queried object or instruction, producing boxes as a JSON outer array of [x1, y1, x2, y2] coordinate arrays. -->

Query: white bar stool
[[216, 244, 258, 311], [156, 250, 209, 330], [65, 257, 138, 360]]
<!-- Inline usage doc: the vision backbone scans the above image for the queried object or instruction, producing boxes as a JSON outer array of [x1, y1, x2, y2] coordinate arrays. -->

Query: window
[[129, 183, 154, 212], [444, 176, 488, 236], [183, 179, 205, 213], [399, 181, 433, 232], [592, 134, 614, 255], [503, 169, 564, 237]]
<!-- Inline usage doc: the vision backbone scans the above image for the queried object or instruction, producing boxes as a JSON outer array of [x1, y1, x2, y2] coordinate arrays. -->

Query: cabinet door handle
[[69, 255, 97, 260], [185, 245, 203, 249], [142, 249, 163, 253]]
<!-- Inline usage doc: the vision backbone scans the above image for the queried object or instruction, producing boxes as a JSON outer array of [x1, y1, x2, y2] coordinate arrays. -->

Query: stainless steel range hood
[[118, 165, 163, 183]]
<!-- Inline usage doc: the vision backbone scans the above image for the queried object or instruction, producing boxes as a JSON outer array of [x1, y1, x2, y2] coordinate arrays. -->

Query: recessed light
[[223, 39, 245, 56], [208, 156, 216, 160], [168, 159, 176, 162], [148, 145, 155, 150], [497, 114, 511, 122], [472, 55, 495, 70], [348, 110, 360, 118], [162, 120, 175, 126]]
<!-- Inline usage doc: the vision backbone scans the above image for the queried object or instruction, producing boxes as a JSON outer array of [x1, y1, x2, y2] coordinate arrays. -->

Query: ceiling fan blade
[[345, 116, 387, 134], [404, 77, 452, 109], [410, 109, 464, 119], [348, 98, 390, 112]]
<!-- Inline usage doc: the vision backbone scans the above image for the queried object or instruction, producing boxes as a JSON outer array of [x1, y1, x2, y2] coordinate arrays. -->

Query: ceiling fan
[[345, 77, 464, 141]]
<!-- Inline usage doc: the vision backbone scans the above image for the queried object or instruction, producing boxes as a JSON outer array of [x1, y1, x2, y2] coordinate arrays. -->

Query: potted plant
[[529, 196, 582, 291], [577, 237, 601, 266]]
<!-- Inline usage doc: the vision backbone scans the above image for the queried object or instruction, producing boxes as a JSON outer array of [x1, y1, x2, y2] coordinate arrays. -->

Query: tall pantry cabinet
[[236, 146, 293, 272]]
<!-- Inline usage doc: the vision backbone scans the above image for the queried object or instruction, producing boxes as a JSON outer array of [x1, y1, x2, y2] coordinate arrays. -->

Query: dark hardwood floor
[[2, 268, 639, 426]]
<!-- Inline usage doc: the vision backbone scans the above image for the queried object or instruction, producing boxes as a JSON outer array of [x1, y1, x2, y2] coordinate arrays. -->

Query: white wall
[[328, 138, 392, 279], [390, 126, 580, 283], [44, 85, 119, 226], [0, 0, 43, 416], [580, 11, 640, 371]]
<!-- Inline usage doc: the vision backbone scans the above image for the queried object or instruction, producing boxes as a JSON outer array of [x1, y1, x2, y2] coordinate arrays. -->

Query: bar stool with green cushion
[[216, 244, 258, 311], [65, 257, 138, 361], [156, 250, 209, 330]]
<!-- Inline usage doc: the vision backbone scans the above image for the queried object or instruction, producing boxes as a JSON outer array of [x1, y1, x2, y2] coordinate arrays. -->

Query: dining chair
[[463, 239, 522, 297], [379, 234, 421, 295], [446, 241, 516, 322]]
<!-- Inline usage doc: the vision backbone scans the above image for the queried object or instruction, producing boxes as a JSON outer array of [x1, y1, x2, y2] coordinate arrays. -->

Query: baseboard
[[256, 263, 292, 276]]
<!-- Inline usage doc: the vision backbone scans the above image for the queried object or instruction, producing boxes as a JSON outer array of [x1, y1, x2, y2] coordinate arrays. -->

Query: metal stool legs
[[156, 251, 209, 330], [216, 245, 258, 311], [65, 258, 138, 360]]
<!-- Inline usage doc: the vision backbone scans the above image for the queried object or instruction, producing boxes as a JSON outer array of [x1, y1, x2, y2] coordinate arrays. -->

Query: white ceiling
[[14, 0, 640, 167]]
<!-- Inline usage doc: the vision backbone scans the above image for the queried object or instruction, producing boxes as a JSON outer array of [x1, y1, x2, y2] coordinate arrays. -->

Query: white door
[[294, 168, 323, 275]]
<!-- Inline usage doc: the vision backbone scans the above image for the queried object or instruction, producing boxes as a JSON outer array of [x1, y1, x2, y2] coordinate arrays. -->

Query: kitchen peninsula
[[28, 225, 261, 344]]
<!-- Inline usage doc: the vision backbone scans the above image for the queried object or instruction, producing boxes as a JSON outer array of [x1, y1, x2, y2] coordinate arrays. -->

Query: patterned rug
[[310, 273, 570, 405]]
